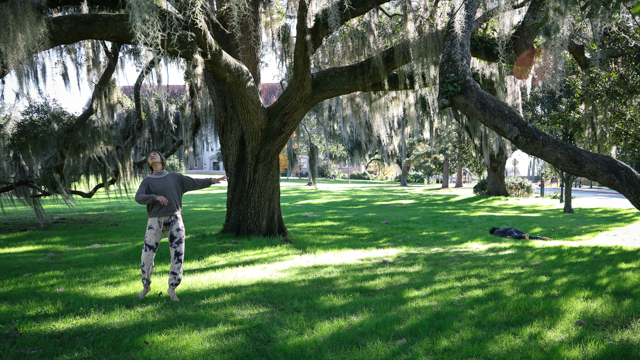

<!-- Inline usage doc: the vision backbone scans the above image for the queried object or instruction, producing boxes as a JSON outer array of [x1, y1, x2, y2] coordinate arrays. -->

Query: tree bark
[[223, 152, 286, 237], [207, 76, 287, 237], [455, 165, 463, 188], [485, 148, 510, 196], [400, 116, 408, 186], [563, 173, 575, 213], [442, 157, 450, 188]]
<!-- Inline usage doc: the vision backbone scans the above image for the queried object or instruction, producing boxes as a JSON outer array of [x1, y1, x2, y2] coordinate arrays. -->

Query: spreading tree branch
[[308, 40, 414, 102], [134, 55, 160, 125], [56, 42, 119, 176], [469, 0, 546, 64], [29, 168, 121, 198], [308, 0, 393, 53], [65, 41, 120, 142], [438, 0, 640, 210], [43, 0, 124, 9], [132, 139, 184, 167], [0, 179, 36, 194], [69, 170, 119, 198], [473, 0, 532, 31]]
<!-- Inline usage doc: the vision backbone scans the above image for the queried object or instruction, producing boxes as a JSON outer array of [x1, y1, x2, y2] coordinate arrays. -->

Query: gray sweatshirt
[[135, 170, 215, 218]]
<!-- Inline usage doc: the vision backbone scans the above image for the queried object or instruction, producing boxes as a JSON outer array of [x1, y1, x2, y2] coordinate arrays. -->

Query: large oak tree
[[1, 0, 639, 237]]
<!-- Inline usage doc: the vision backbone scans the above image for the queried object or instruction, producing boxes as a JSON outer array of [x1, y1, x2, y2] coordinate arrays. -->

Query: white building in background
[[506, 150, 533, 178], [187, 131, 225, 174]]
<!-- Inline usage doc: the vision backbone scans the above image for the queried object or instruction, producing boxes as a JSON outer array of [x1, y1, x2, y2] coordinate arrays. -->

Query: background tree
[[1, 43, 186, 223], [406, 142, 444, 184], [524, 60, 584, 212]]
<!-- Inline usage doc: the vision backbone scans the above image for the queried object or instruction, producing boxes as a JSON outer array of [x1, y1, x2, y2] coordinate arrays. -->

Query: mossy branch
[[308, 0, 393, 52]]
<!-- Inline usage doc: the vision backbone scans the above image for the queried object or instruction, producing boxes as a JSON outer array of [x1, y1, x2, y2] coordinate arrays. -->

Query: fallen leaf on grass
[[23, 273, 32, 277], [144, 340, 150, 345], [54, 288, 64, 293], [444, 234, 451, 237], [90, 244, 101, 248], [382, 220, 389, 224], [302, 214, 320, 217], [157, 291, 163, 297], [396, 338, 407, 345], [575, 320, 586, 326]]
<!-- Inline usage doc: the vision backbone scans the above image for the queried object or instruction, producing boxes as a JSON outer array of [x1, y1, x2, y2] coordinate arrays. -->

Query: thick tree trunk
[[208, 76, 287, 237], [401, 165, 409, 186], [485, 148, 509, 196], [455, 165, 463, 187], [442, 157, 450, 188], [223, 153, 287, 236]]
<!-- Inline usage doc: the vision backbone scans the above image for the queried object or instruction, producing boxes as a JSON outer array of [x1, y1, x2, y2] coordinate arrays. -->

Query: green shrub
[[473, 179, 488, 195], [373, 174, 392, 181], [317, 160, 341, 178], [505, 176, 534, 198], [165, 156, 185, 173], [410, 174, 425, 183], [348, 172, 370, 180], [394, 173, 425, 183]]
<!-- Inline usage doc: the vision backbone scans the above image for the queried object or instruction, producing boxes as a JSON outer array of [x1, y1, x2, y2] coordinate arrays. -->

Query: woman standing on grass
[[135, 150, 226, 301]]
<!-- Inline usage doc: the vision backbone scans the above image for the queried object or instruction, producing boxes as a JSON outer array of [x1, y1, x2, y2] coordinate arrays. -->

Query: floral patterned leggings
[[140, 214, 185, 289]]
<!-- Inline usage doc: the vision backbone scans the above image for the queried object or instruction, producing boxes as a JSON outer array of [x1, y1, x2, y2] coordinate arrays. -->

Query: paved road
[[535, 186, 634, 209]]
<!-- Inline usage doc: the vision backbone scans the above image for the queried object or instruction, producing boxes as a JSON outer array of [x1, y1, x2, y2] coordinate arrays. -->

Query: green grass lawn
[[1, 180, 640, 359]]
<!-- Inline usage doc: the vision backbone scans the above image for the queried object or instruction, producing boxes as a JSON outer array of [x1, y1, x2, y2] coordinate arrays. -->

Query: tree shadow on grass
[[3, 243, 640, 359], [2, 187, 640, 359]]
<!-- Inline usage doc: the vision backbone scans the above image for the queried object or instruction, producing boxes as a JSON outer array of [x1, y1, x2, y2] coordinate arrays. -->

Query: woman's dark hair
[[148, 150, 167, 171], [489, 227, 499, 234]]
